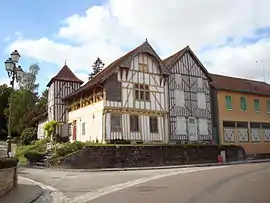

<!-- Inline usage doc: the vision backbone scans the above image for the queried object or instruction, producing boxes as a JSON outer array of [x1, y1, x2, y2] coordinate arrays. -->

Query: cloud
[[6, 0, 270, 83]]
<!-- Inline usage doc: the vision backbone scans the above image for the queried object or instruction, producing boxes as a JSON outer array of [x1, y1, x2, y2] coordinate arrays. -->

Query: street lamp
[[4, 50, 24, 157]]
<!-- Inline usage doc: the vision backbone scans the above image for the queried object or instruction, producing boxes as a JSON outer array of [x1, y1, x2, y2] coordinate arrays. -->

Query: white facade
[[68, 101, 104, 142], [103, 53, 168, 143], [37, 116, 48, 140]]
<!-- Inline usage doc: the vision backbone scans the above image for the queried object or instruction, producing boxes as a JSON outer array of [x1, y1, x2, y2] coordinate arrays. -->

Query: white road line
[[19, 176, 69, 203], [71, 166, 228, 203]]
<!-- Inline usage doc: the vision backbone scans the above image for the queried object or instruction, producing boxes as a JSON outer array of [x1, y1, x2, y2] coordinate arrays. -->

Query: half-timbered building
[[47, 64, 84, 135], [63, 40, 170, 143], [163, 46, 213, 143]]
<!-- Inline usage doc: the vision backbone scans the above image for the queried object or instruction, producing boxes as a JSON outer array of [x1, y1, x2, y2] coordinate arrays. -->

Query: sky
[[0, 0, 270, 94]]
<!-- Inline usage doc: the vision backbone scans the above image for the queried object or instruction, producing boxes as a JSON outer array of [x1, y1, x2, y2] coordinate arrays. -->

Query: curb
[[28, 190, 44, 203], [43, 159, 270, 173]]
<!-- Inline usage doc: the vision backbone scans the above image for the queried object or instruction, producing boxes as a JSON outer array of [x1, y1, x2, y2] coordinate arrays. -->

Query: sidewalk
[[0, 177, 43, 203]]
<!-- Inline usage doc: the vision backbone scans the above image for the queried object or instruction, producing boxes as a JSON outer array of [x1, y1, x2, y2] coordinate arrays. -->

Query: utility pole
[[256, 60, 266, 82]]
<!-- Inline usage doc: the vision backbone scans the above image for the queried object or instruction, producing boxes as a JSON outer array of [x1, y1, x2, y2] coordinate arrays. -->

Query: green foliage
[[24, 151, 46, 165], [44, 120, 61, 138], [51, 141, 85, 158], [89, 57, 105, 80], [15, 137, 49, 165], [0, 158, 18, 169], [53, 134, 69, 143], [21, 127, 37, 145]]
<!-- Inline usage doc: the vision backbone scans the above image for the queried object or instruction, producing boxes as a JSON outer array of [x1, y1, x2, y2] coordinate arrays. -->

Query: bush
[[21, 127, 37, 145], [15, 137, 49, 165], [52, 141, 85, 158], [0, 158, 18, 169], [24, 151, 46, 165], [53, 134, 69, 144]]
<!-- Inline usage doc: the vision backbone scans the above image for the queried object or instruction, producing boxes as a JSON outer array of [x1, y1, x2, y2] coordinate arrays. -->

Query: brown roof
[[210, 74, 270, 96], [63, 40, 168, 100], [47, 64, 84, 87], [163, 46, 211, 80]]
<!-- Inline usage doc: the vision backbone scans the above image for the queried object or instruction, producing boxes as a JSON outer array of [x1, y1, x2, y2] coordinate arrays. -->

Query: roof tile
[[47, 64, 84, 87], [210, 74, 270, 96]]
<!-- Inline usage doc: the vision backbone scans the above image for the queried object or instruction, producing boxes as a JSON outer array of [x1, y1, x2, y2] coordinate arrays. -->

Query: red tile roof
[[47, 64, 84, 87], [63, 40, 168, 100], [163, 46, 211, 80], [210, 74, 270, 96]]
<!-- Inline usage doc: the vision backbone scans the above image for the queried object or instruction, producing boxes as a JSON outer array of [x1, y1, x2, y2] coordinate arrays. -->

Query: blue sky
[[1, 0, 270, 94], [0, 0, 103, 93]]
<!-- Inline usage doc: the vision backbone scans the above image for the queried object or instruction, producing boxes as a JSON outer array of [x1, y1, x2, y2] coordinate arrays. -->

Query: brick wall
[[0, 167, 17, 198], [48, 145, 245, 169]]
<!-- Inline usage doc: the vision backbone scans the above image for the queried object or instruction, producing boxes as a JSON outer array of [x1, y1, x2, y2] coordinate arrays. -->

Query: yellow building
[[211, 74, 270, 155]]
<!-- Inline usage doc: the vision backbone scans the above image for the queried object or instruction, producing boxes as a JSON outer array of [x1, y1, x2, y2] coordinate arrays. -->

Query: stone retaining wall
[[48, 144, 245, 169], [0, 167, 17, 198]]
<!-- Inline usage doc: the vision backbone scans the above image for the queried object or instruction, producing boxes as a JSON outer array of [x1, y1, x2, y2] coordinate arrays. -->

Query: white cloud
[[6, 0, 270, 83]]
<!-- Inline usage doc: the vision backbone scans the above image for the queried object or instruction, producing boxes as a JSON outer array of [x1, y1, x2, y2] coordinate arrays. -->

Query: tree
[[0, 84, 12, 140], [88, 57, 105, 80], [4, 64, 40, 136], [34, 88, 48, 116]]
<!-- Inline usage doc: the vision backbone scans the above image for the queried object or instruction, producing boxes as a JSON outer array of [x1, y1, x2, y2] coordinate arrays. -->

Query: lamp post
[[4, 50, 24, 157]]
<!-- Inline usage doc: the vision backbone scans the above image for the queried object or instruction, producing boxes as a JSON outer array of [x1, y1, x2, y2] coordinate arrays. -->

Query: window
[[267, 100, 270, 113], [130, 115, 139, 132], [82, 122, 86, 135], [150, 117, 158, 133], [176, 117, 187, 134], [197, 78, 203, 89], [175, 89, 185, 107], [254, 99, 260, 112], [225, 95, 232, 110], [134, 83, 150, 101], [198, 118, 208, 135], [197, 93, 206, 109], [240, 97, 247, 111], [111, 114, 122, 132], [139, 63, 148, 72]]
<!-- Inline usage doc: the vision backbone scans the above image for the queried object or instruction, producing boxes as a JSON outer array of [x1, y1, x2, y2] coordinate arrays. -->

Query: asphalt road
[[88, 163, 270, 203], [18, 162, 270, 203]]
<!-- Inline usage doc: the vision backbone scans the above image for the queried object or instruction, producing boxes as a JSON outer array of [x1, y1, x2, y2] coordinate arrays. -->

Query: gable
[[129, 53, 162, 74], [164, 47, 211, 80]]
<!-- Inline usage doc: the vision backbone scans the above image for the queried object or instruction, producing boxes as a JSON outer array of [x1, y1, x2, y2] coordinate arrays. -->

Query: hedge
[[0, 158, 18, 169]]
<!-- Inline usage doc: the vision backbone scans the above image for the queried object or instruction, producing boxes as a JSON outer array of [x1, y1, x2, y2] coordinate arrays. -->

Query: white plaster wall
[[37, 117, 49, 140], [105, 113, 165, 142], [68, 101, 104, 142]]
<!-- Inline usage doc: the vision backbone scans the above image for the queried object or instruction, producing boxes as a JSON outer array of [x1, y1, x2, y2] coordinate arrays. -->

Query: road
[[18, 162, 270, 203]]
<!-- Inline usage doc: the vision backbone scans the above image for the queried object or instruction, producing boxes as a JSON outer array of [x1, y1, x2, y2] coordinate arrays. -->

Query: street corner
[[1, 176, 43, 203]]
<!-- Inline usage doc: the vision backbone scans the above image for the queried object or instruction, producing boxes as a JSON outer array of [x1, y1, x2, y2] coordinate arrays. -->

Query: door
[[188, 117, 197, 141]]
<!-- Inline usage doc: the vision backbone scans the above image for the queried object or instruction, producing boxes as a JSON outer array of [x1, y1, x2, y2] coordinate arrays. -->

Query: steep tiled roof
[[47, 64, 84, 87], [63, 40, 168, 100], [210, 74, 270, 96], [163, 46, 188, 67], [163, 46, 211, 80]]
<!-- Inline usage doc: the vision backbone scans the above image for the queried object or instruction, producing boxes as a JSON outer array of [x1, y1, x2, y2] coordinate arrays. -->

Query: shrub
[[44, 120, 61, 139], [52, 141, 85, 158], [21, 127, 37, 145], [53, 134, 69, 143], [24, 151, 46, 165], [0, 158, 18, 169]]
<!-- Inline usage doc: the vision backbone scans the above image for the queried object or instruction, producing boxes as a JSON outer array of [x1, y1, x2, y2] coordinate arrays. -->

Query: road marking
[[19, 176, 69, 203], [71, 166, 228, 203]]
